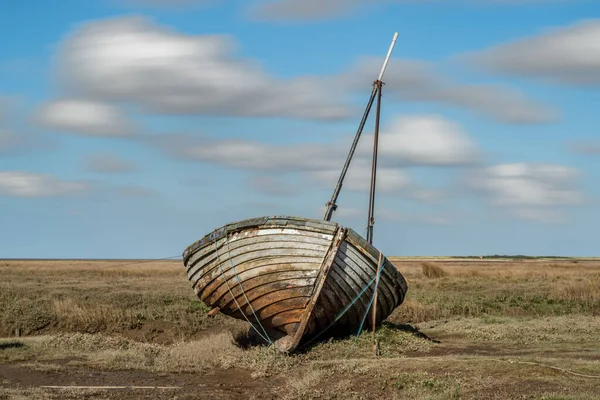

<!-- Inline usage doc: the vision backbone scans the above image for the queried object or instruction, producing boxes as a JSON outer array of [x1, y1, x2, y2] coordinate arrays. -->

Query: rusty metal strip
[[281, 226, 347, 352]]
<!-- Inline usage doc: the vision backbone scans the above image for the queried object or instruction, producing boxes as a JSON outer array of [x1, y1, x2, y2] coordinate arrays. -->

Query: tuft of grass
[[285, 367, 325, 399], [421, 263, 448, 279], [555, 276, 600, 307]]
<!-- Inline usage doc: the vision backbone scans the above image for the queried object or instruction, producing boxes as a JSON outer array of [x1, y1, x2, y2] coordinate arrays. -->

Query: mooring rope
[[222, 229, 274, 346], [212, 234, 273, 345], [354, 252, 386, 341], [299, 273, 379, 350], [299, 252, 396, 351]]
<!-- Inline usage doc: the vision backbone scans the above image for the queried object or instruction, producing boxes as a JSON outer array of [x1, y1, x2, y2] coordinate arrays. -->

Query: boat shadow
[[0, 341, 25, 350], [233, 326, 272, 349], [232, 322, 441, 352]]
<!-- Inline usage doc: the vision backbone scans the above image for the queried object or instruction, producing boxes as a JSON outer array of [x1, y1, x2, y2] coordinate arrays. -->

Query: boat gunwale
[[182, 216, 339, 263]]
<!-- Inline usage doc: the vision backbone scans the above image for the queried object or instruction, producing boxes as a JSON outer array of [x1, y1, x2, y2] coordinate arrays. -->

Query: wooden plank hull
[[182, 216, 408, 352]]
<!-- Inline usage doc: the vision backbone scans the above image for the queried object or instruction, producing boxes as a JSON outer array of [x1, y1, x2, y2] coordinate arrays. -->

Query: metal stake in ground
[[372, 251, 384, 356], [323, 32, 399, 222]]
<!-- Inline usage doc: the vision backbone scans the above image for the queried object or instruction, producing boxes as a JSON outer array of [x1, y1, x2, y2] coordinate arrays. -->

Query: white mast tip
[[377, 32, 400, 82]]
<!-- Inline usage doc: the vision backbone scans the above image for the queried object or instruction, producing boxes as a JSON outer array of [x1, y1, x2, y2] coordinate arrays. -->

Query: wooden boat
[[182, 33, 409, 352], [182, 215, 407, 352]]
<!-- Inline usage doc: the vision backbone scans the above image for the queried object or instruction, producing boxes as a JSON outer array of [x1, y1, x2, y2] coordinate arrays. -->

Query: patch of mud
[[0, 363, 280, 400]]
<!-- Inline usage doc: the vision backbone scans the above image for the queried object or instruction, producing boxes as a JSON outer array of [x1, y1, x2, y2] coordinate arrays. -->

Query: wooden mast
[[323, 32, 399, 226]]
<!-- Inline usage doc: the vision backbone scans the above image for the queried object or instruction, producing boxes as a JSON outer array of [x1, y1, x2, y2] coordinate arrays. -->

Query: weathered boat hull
[[182, 216, 407, 352]]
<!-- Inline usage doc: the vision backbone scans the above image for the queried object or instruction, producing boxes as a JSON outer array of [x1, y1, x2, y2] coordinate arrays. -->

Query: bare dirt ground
[[0, 363, 275, 399], [1, 258, 599, 399]]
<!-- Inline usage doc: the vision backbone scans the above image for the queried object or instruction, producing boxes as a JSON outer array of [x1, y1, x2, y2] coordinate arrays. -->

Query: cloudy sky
[[1, 0, 599, 258]]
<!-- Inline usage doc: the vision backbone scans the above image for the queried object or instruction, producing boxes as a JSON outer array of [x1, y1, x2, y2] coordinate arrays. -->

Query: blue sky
[[1, 0, 599, 258]]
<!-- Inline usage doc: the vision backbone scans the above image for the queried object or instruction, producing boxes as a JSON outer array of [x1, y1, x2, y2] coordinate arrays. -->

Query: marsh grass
[[2, 258, 600, 399], [2, 259, 600, 343], [0, 260, 230, 340], [389, 260, 600, 324], [2, 259, 600, 342]]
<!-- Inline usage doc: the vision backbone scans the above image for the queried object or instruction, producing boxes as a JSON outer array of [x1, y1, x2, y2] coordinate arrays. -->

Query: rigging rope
[[354, 252, 386, 341], [299, 273, 379, 350], [212, 233, 273, 345], [222, 229, 275, 346], [300, 252, 395, 351]]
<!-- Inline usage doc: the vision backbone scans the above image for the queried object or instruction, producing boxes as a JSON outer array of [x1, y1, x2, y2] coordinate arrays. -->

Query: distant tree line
[[450, 255, 570, 259]]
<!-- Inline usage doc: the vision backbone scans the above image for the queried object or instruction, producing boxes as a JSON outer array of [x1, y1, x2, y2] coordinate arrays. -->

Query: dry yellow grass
[[389, 259, 600, 324], [0, 259, 234, 340]]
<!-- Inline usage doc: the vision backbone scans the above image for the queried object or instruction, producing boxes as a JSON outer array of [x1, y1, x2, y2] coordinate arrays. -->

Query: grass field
[[1, 258, 599, 399]]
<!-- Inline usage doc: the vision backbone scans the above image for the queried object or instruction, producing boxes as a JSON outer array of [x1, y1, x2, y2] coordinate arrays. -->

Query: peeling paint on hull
[[182, 215, 408, 353]]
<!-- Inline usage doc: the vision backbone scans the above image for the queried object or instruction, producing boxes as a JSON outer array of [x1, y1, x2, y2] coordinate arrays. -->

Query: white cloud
[[35, 100, 135, 137], [341, 57, 555, 124], [158, 114, 479, 171], [311, 160, 411, 193], [472, 163, 582, 206], [376, 208, 454, 225], [468, 163, 584, 223], [249, 0, 559, 22], [0, 171, 88, 197], [47, 15, 553, 126], [55, 15, 349, 120], [155, 114, 474, 199], [85, 153, 136, 173], [358, 115, 480, 167], [310, 159, 445, 200], [157, 134, 339, 171], [315, 206, 454, 225], [466, 19, 600, 85]]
